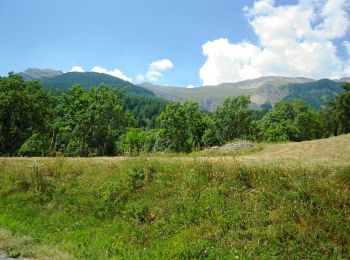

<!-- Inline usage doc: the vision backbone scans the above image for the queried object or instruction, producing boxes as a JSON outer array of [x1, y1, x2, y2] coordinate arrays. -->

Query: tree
[[335, 83, 350, 134], [321, 100, 338, 137], [258, 100, 323, 142], [214, 96, 254, 142], [123, 128, 146, 156], [18, 133, 51, 156], [0, 74, 52, 155], [55, 84, 130, 156], [157, 101, 208, 152]]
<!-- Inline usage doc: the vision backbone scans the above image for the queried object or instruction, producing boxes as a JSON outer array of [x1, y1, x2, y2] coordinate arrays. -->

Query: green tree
[[0, 74, 52, 155], [157, 101, 208, 152], [335, 83, 350, 134], [18, 133, 51, 156], [214, 96, 254, 142], [55, 84, 130, 156], [202, 116, 223, 147], [258, 100, 323, 142], [321, 100, 338, 137], [123, 128, 146, 156]]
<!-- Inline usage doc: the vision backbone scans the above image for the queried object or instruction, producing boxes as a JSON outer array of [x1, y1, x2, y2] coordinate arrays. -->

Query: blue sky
[[0, 0, 349, 86]]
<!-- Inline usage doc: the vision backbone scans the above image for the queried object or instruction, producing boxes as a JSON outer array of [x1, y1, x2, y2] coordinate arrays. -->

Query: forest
[[0, 73, 349, 157]]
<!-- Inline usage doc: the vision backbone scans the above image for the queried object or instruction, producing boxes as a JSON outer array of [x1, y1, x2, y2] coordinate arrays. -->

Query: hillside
[[140, 77, 345, 111], [41, 72, 154, 96], [18, 68, 63, 80], [0, 134, 349, 258], [239, 133, 350, 166]]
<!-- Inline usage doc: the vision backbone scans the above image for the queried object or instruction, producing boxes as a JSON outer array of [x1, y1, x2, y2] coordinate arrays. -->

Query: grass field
[[0, 135, 349, 259], [240, 134, 350, 166]]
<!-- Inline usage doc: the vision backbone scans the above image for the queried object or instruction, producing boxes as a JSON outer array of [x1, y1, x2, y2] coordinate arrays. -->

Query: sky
[[0, 0, 349, 87]]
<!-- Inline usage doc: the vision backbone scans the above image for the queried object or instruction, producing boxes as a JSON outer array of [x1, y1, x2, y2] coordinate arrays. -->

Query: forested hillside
[[41, 72, 153, 96]]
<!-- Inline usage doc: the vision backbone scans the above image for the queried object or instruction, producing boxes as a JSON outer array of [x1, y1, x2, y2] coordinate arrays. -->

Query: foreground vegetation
[[1, 138, 350, 258]]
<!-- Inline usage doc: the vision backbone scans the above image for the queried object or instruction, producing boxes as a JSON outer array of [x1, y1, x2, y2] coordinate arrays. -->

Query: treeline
[[0, 73, 349, 156]]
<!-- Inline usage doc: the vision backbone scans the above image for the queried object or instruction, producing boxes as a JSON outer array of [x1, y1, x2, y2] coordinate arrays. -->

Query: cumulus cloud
[[344, 40, 350, 56], [150, 59, 174, 71], [71, 66, 85, 72], [199, 0, 350, 85], [137, 59, 174, 82], [186, 84, 198, 88], [91, 66, 133, 82]]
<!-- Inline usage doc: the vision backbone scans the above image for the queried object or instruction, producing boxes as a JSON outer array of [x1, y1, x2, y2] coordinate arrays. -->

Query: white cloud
[[186, 84, 198, 88], [199, 0, 350, 85], [71, 66, 85, 72], [91, 66, 133, 82], [150, 59, 174, 71], [344, 40, 350, 56], [137, 59, 174, 82]]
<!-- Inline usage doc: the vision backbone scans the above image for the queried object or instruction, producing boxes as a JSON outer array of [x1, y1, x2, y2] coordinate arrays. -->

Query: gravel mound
[[219, 140, 255, 151]]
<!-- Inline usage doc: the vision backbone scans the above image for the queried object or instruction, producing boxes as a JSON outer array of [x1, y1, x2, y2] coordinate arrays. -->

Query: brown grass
[[238, 134, 350, 167], [0, 229, 75, 259]]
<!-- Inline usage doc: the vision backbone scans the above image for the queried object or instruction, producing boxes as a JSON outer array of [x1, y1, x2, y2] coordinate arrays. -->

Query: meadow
[[0, 135, 349, 259]]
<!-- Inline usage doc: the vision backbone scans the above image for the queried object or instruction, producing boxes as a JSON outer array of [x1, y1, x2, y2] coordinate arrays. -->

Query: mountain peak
[[19, 68, 63, 80]]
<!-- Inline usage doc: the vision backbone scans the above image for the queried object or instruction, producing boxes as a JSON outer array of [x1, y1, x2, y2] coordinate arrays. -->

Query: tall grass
[[0, 158, 349, 259]]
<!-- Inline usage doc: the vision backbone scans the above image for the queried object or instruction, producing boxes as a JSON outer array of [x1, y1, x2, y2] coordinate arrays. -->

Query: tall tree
[[335, 83, 350, 134], [258, 100, 323, 142], [0, 74, 52, 155], [214, 96, 254, 142], [55, 84, 130, 156], [157, 101, 208, 152]]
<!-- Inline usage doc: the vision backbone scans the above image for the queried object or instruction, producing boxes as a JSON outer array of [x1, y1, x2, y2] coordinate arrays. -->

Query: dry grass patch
[[0, 228, 74, 259], [239, 134, 350, 167]]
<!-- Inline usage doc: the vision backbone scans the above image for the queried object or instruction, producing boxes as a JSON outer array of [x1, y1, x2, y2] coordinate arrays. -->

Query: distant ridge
[[18, 68, 63, 80], [18, 69, 154, 96], [140, 76, 346, 111]]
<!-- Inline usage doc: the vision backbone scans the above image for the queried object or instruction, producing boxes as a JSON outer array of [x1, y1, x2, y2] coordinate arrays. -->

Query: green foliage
[[214, 96, 255, 142], [321, 100, 338, 137], [41, 71, 153, 96], [18, 133, 51, 156], [283, 79, 343, 110], [54, 84, 129, 156], [157, 101, 209, 152], [335, 83, 350, 134], [124, 95, 167, 128], [0, 74, 53, 155], [259, 100, 323, 142], [0, 158, 349, 259], [2, 73, 350, 157], [202, 122, 223, 147], [123, 128, 146, 156]]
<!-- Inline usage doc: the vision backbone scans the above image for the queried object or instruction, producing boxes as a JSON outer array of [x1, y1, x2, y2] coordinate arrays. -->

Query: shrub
[[18, 133, 51, 156]]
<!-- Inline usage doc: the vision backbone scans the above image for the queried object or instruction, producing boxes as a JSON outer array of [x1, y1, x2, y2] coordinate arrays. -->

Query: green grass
[[0, 155, 349, 259]]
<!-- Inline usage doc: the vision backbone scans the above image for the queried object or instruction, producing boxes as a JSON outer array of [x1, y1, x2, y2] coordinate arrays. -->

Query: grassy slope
[[240, 133, 350, 166], [0, 135, 349, 258]]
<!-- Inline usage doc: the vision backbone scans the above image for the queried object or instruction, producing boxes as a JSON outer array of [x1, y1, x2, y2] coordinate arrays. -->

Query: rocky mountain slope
[[140, 77, 345, 111], [18, 68, 63, 80]]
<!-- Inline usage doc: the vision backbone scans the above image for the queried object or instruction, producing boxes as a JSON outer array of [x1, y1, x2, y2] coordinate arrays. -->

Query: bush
[[202, 127, 222, 147], [123, 128, 146, 156], [18, 133, 51, 156]]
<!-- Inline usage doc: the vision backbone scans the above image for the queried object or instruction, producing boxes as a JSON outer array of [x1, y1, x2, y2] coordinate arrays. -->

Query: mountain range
[[140, 76, 348, 110], [17, 68, 350, 111]]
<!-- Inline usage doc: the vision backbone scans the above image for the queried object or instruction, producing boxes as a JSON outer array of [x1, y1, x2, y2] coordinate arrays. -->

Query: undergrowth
[[0, 158, 349, 259]]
